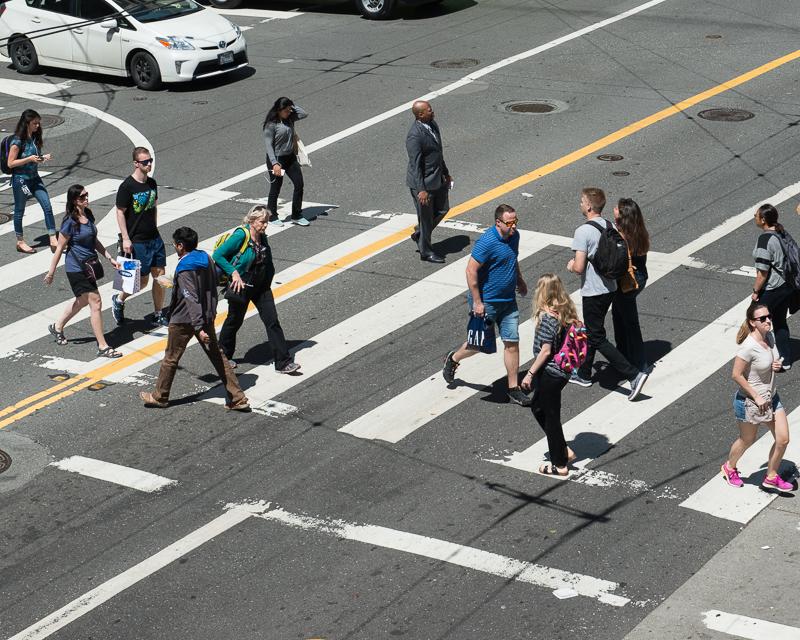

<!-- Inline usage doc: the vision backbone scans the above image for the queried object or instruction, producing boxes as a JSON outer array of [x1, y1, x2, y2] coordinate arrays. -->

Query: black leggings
[[531, 370, 570, 467], [759, 283, 793, 364], [267, 154, 304, 219]]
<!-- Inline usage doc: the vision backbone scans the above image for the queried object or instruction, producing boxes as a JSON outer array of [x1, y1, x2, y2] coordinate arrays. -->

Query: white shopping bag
[[113, 256, 141, 294]]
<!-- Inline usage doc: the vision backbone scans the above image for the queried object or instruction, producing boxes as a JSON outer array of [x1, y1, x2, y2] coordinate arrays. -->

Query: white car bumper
[[155, 38, 247, 82]]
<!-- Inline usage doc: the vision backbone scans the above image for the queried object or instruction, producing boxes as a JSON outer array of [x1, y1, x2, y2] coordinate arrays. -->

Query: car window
[[76, 0, 116, 19], [116, 0, 202, 23], [38, 0, 74, 14]]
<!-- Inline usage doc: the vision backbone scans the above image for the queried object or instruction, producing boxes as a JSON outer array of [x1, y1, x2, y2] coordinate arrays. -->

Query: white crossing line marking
[[0, 178, 119, 239], [208, 7, 300, 18], [40, 214, 413, 383], [0, 171, 52, 192], [5, 504, 261, 640], [702, 610, 800, 639], [50, 456, 176, 492], [680, 408, 800, 523], [205, 231, 550, 411], [250, 503, 630, 607]]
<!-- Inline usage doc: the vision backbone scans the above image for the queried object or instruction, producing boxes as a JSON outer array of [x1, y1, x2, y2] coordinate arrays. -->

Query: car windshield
[[115, 0, 202, 23]]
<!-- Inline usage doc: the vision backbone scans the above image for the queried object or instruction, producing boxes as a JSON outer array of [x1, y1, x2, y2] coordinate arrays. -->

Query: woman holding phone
[[7, 109, 56, 254]]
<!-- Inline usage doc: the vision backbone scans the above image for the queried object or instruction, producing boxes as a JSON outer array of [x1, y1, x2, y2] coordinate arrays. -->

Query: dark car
[[208, 0, 442, 20]]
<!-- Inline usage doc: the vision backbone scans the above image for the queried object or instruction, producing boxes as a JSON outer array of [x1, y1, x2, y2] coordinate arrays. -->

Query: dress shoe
[[410, 231, 420, 243], [421, 253, 445, 264]]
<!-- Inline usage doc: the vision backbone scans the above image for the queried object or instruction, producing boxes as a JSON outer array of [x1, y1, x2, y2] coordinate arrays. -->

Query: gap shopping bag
[[113, 256, 141, 294], [465, 312, 497, 354]]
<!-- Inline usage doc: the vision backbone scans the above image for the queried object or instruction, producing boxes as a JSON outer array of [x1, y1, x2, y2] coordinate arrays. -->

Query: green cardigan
[[212, 226, 261, 276]]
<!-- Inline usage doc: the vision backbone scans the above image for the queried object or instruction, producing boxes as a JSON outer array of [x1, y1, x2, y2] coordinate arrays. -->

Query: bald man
[[405, 100, 452, 263]]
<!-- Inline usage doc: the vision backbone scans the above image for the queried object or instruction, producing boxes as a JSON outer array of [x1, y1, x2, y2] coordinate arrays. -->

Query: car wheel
[[355, 0, 396, 19], [9, 37, 39, 74], [129, 51, 162, 91], [208, 0, 243, 7]]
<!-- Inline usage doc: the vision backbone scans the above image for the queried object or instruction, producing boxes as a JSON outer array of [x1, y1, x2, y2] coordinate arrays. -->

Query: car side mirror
[[99, 18, 119, 29]]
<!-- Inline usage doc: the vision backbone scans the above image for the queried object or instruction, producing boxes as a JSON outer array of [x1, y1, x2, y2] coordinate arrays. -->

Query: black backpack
[[585, 219, 629, 280], [764, 230, 800, 290], [0, 136, 13, 174]]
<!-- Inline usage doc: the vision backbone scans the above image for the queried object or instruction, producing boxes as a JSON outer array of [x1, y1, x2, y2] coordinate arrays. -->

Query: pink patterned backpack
[[553, 323, 588, 373]]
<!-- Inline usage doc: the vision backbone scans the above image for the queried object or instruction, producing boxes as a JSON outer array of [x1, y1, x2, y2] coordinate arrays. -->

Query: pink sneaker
[[721, 462, 744, 488], [762, 475, 795, 492]]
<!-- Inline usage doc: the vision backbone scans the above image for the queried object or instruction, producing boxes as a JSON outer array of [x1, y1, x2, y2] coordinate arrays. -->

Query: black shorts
[[66, 270, 98, 297]]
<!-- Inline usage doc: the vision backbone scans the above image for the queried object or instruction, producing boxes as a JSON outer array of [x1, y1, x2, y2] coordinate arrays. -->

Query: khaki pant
[[153, 323, 246, 406]]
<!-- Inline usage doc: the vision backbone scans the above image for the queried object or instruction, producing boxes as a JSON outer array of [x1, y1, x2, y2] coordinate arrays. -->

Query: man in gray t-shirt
[[567, 187, 648, 400]]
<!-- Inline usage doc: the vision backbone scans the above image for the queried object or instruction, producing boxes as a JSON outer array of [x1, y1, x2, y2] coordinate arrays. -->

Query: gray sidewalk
[[625, 495, 800, 639]]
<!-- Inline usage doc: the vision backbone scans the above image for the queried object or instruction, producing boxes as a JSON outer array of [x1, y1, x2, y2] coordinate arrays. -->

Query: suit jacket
[[405, 119, 449, 192]]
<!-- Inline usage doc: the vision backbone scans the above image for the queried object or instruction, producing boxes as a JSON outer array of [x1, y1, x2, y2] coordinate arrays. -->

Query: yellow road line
[[2, 48, 799, 429]]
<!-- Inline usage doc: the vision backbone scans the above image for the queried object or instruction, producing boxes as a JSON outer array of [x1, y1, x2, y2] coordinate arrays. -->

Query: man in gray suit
[[405, 100, 452, 263]]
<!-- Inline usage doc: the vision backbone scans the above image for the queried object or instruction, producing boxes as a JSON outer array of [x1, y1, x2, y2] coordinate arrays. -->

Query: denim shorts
[[132, 236, 166, 272], [733, 391, 784, 422], [468, 296, 519, 342]]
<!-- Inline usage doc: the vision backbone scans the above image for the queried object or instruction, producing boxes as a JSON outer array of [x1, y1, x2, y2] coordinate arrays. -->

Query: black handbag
[[83, 256, 104, 283], [223, 282, 249, 306]]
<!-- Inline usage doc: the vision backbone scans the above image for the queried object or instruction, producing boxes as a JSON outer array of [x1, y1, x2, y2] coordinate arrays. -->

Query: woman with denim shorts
[[721, 302, 793, 492], [6, 109, 56, 254]]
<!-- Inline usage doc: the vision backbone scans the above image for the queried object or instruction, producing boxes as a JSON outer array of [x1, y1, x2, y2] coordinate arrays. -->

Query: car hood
[[137, 9, 238, 44]]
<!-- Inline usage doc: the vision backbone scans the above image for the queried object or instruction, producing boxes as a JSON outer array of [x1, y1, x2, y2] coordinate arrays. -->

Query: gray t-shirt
[[571, 217, 617, 297], [753, 232, 786, 291]]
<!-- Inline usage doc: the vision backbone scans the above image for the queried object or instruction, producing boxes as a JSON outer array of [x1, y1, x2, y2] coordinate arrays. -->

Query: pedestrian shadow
[[432, 234, 471, 257], [746, 459, 799, 497], [107, 318, 165, 343], [196, 339, 315, 384], [644, 339, 672, 365], [300, 204, 338, 221], [558, 432, 612, 464]]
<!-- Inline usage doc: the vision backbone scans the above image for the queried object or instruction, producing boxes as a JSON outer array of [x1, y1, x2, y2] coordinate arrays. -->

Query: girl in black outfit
[[612, 198, 650, 372], [263, 97, 309, 227]]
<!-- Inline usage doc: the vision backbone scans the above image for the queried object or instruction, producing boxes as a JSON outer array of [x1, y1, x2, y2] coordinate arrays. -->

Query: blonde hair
[[736, 302, 769, 344], [242, 205, 270, 225], [533, 273, 580, 328]]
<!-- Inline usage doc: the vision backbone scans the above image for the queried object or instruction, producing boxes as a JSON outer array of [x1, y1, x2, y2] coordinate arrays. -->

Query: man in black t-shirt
[[111, 146, 168, 326]]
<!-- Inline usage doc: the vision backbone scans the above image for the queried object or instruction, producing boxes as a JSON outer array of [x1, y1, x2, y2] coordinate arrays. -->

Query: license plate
[[218, 50, 234, 65]]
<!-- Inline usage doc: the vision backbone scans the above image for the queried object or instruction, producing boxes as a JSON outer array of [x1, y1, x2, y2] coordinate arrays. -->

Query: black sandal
[[48, 323, 67, 345], [97, 346, 122, 358], [538, 463, 569, 477]]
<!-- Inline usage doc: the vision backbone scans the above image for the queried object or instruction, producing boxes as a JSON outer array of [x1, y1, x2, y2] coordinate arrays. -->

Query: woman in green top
[[213, 205, 300, 374]]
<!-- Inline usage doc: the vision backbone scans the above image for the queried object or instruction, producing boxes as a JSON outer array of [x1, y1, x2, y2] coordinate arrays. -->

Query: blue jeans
[[12, 174, 55, 238]]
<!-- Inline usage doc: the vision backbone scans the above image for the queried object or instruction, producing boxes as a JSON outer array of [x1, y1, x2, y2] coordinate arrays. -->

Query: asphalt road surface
[[1, 1, 800, 639]]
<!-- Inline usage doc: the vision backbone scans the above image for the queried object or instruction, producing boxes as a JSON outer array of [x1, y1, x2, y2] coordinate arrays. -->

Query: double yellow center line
[[3, 47, 799, 429]]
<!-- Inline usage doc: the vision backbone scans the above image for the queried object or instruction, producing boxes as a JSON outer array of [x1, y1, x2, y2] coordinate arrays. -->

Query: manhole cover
[[431, 58, 480, 69], [504, 101, 557, 114], [0, 449, 11, 474], [0, 213, 10, 224], [133, 96, 147, 101], [0, 114, 64, 132], [612, 171, 630, 177], [698, 108, 754, 122], [597, 154, 624, 161]]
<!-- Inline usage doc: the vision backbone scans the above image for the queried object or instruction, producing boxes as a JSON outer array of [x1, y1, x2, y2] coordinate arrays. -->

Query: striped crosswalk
[[1, 172, 799, 535]]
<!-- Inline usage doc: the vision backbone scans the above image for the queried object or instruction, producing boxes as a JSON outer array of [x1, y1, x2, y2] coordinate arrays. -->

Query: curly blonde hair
[[533, 273, 580, 328], [242, 204, 271, 225]]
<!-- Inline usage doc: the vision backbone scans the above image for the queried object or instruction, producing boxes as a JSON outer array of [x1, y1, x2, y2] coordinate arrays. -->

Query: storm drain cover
[[597, 154, 624, 161], [698, 108, 754, 122], [705, 34, 723, 39], [0, 449, 11, 474], [504, 101, 557, 114], [0, 213, 10, 224], [0, 114, 64, 132], [431, 58, 480, 69], [612, 171, 631, 177]]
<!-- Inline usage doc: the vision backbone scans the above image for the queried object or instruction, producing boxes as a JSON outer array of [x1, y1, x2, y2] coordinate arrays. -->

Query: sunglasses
[[78, 192, 89, 200], [497, 218, 519, 227], [754, 314, 772, 322], [136, 158, 153, 166]]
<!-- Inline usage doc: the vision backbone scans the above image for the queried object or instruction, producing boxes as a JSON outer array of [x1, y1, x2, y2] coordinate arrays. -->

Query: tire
[[129, 51, 161, 91], [209, 0, 243, 7], [9, 37, 39, 74], [355, 0, 396, 19]]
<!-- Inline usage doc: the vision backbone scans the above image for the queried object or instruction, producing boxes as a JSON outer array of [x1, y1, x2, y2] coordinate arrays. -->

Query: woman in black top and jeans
[[263, 97, 309, 227]]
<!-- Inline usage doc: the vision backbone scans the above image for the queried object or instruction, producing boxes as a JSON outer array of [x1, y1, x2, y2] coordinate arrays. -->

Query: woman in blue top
[[212, 205, 300, 373], [7, 109, 56, 254], [43, 185, 122, 358]]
